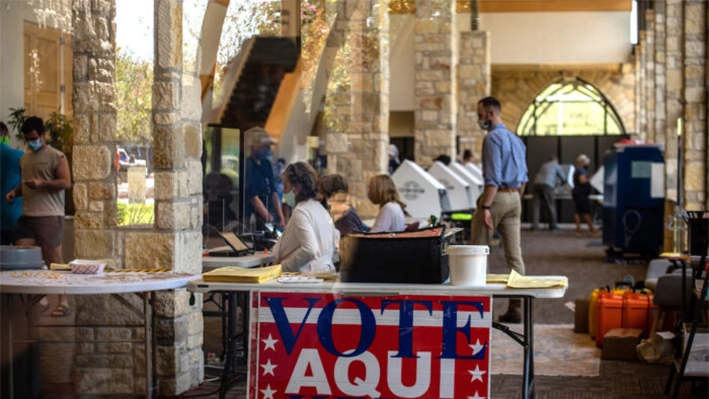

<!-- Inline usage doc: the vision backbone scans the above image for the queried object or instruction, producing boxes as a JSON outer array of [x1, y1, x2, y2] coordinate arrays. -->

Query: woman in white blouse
[[272, 162, 339, 272], [367, 174, 406, 233]]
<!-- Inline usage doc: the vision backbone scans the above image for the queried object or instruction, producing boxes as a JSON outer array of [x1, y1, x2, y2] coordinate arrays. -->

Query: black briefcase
[[339, 226, 449, 284]]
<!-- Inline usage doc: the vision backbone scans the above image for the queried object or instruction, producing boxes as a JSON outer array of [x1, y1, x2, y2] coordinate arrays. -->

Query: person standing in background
[[1, 122, 23, 244], [243, 127, 285, 231], [5, 117, 72, 317], [462, 149, 475, 166], [532, 155, 566, 232], [572, 154, 598, 237], [388, 144, 400, 175], [471, 97, 528, 324]]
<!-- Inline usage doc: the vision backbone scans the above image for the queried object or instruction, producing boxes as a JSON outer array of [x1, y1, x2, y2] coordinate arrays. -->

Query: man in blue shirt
[[471, 97, 528, 323], [532, 155, 566, 232], [244, 127, 285, 231], [0, 122, 23, 244]]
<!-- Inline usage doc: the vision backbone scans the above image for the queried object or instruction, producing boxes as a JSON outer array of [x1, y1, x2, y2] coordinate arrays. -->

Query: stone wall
[[413, 0, 457, 167], [71, 0, 203, 396], [457, 30, 490, 161], [490, 65, 636, 137]]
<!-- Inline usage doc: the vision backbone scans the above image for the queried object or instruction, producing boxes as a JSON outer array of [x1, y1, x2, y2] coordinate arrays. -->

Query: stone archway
[[492, 65, 636, 135]]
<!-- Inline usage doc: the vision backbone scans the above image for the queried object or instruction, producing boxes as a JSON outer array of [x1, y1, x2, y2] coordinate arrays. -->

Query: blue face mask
[[258, 148, 271, 161], [27, 139, 42, 152], [283, 190, 297, 208]]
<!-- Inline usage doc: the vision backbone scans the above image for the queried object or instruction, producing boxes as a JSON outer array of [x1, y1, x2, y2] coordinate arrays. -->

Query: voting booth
[[428, 161, 473, 211], [450, 162, 483, 207], [465, 163, 484, 185], [392, 160, 450, 219]]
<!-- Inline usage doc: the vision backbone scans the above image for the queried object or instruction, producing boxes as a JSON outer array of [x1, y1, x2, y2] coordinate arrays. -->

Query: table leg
[[522, 297, 535, 399], [144, 292, 154, 399]]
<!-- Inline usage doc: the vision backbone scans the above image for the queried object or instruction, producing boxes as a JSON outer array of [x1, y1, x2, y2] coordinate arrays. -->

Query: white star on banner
[[261, 384, 276, 399], [467, 391, 486, 399], [262, 334, 278, 351], [469, 339, 486, 356], [468, 365, 486, 383], [260, 359, 277, 376]]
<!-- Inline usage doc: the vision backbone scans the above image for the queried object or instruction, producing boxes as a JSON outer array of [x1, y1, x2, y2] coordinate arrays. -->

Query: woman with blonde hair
[[367, 174, 406, 233], [272, 162, 339, 272]]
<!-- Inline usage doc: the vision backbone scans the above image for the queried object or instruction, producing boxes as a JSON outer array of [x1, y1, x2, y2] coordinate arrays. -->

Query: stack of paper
[[506, 270, 568, 289], [486, 274, 510, 284], [203, 265, 282, 283]]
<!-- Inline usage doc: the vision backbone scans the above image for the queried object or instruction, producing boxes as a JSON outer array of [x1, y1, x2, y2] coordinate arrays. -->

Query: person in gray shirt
[[471, 96, 528, 324], [532, 155, 566, 232]]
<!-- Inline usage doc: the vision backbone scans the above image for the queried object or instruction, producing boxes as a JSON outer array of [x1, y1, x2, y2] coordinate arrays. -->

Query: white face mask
[[477, 119, 492, 131], [284, 190, 297, 208]]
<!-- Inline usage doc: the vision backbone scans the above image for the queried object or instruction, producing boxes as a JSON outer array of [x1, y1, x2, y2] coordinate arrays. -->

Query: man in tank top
[[5, 116, 72, 317]]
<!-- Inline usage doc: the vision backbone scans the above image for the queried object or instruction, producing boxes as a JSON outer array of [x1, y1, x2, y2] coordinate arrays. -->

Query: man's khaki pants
[[470, 191, 526, 275]]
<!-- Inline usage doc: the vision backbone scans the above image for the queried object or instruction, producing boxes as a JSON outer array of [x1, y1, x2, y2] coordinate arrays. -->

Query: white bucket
[[448, 245, 489, 286]]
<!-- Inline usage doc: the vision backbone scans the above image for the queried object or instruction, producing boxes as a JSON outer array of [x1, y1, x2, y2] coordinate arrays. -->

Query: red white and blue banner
[[248, 292, 492, 399]]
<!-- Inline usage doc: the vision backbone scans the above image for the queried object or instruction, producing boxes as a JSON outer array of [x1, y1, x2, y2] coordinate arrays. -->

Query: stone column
[[71, 0, 203, 395], [664, 0, 682, 203], [148, 0, 204, 395], [635, 30, 647, 141], [654, 1, 667, 150], [324, 0, 389, 218], [72, 0, 118, 259], [457, 30, 490, 162], [413, 0, 457, 167], [681, 0, 707, 211], [643, 9, 656, 144]]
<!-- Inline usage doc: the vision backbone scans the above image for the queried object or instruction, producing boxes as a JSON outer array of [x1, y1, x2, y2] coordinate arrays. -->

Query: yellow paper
[[50, 263, 71, 271], [203, 265, 282, 283], [486, 274, 510, 284], [506, 270, 568, 289]]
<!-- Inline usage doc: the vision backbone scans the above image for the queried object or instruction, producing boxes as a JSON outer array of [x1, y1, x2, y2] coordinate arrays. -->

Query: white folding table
[[188, 278, 567, 399], [0, 270, 197, 399]]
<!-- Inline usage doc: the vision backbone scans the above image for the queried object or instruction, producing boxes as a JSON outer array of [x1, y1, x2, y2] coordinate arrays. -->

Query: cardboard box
[[574, 299, 590, 334], [682, 323, 709, 375], [601, 328, 643, 361]]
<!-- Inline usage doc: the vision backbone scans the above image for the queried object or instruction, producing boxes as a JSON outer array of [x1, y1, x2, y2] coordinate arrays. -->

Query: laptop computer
[[208, 231, 253, 257]]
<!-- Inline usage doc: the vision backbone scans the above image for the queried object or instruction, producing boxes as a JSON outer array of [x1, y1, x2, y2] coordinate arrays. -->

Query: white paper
[[656, 331, 676, 340], [651, 162, 665, 198]]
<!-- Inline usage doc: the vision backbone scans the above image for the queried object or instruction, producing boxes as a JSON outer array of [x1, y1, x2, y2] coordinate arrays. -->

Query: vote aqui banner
[[248, 292, 492, 399]]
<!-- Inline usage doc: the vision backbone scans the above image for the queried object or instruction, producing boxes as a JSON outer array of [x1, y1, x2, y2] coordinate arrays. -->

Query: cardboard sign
[[249, 292, 492, 399]]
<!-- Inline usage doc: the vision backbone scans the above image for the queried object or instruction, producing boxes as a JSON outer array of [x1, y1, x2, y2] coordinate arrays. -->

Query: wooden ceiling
[[388, 1, 633, 14]]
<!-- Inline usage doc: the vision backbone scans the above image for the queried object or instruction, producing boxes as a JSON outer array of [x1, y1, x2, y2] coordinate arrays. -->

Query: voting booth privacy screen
[[392, 160, 449, 219]]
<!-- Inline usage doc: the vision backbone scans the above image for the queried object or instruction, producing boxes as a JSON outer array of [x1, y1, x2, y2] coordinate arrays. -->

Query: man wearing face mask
[[471, 97, 528, 324], [5, 116, 72, 317], [244, 127, 285, 231]]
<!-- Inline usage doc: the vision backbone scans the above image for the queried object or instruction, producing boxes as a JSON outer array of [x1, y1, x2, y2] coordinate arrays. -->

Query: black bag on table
[[339, 226, 449, 284]]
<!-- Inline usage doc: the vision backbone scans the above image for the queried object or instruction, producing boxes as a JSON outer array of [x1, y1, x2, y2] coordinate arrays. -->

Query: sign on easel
[[248, 292, 492, 399]]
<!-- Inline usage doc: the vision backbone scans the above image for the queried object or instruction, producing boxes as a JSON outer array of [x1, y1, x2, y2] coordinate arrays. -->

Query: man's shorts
[[13, 216, 64, 248]]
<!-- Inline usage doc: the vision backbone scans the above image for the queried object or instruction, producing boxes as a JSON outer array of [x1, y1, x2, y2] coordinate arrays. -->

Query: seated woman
[[272, 162, 339, 272], [319, 174, 368, 236], [368, 174, 406, 233]]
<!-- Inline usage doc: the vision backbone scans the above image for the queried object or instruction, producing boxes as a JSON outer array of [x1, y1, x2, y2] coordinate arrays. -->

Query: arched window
[[517, 78, 626, 136]]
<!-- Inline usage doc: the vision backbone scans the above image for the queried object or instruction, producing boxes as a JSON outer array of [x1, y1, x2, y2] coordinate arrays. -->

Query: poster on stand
[[248, 291, 492, 399]]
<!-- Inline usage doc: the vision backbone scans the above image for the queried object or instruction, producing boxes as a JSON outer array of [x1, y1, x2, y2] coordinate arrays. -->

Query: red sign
[[248, 292, 492, 399]]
